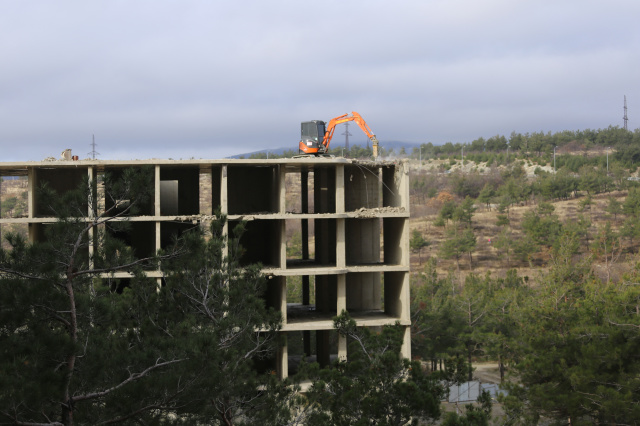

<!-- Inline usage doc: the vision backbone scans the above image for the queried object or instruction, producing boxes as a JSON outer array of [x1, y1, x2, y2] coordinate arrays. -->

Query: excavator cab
[[299, 120, 327, 155]]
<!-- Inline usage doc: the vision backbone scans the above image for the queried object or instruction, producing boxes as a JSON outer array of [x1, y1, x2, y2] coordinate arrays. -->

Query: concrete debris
[[353, 206, 405, 217]]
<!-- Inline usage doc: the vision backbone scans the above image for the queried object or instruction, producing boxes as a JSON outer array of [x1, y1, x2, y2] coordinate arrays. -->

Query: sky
[[1, 0, 638, 161]]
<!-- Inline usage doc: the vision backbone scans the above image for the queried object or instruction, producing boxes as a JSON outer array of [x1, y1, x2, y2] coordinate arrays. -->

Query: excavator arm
[[322, 112, 379, 158]]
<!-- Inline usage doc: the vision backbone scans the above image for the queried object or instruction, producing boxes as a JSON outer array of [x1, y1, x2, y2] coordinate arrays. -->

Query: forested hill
[[407, 125, 640, 423]]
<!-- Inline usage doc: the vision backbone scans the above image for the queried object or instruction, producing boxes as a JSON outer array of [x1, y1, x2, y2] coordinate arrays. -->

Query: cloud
[[0, 0, 638, 161]]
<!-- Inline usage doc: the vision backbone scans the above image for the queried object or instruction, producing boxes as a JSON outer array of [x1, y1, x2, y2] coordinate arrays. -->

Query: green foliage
[[496, 214, 509, 227], [606, 195, 623, 220], [623, 187, 640, 216], [160, 216, 284, 424], [0, 169, 183, 425], [410, 229, 430, 264], [453, 196, 476, 225], [439, 200, 457, 225], [476, 183, 495, 210], [503, 254, 640, 424], [441, 389, 492, 425], [302, 312, 444, 425], [0, 171, 285, 425], [440, 226, 476, 271], [521, 203, 562, 248], [287, 229, 302, 257]]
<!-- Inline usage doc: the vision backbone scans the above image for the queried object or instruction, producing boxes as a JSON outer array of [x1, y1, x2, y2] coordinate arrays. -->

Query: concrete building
[[0, 156, 410, 378]]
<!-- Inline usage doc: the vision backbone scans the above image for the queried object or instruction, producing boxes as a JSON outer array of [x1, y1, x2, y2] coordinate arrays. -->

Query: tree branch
[[72, 358, 186, 403]]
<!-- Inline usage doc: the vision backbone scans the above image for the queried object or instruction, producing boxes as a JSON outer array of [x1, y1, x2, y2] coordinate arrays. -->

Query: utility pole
[[88, 134, 100, 160], [624, 95, 629, 131], [342, 122, 352, 155]]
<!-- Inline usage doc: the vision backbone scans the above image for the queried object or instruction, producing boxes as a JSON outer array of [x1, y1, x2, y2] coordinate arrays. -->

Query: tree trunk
[[62, 276, 78, 426]]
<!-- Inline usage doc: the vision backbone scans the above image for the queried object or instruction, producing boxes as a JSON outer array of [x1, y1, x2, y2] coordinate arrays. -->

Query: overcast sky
[[1, 1, 638, 161]]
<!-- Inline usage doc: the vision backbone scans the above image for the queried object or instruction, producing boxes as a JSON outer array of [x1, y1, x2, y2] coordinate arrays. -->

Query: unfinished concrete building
[[0, 157, 410, 378]]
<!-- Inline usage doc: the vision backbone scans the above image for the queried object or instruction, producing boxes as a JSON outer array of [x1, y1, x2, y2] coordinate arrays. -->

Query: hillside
[[408, 158, 639, 282]]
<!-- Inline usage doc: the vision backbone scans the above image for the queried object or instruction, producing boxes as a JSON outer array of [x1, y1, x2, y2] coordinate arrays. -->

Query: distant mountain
[[229, 141, 420, 159]]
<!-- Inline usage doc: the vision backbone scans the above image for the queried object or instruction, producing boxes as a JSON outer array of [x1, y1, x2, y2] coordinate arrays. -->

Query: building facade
[[0, 157, 410, 378]]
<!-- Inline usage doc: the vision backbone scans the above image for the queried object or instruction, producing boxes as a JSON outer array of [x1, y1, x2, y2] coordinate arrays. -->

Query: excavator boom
[[322, 112, 378, 157], [298, 111, 379, 158]]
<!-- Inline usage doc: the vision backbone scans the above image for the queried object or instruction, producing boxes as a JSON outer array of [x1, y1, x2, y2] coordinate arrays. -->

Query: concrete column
[[338, 334, 347, 361], [154, 165, 161, 217], [28, 168, 36, 243], [199, 168, 214, 216], [336, 164, 345, 213], [220, 166, 228, 215], [278, 334, 288, 379], [27, 167, 35, 219], [279, 220, 286, 269], [279, 277, 287, 324], [337, 274, 346, 314], [279, 166, 286, 213], [156, 222, 161, 255], [401, 326, 411, 360], [336, 219, 345, 268], [400, 272, 410, 321]]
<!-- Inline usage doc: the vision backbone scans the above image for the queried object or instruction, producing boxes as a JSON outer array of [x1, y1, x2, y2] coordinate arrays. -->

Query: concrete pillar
[[279, 166, 286, 213], [401, 326, 411, 360], [154, 165, 161, 217], [337, 274, 346, 314], [27, 167, 35, 219], [27, 168, 36, 243], [338, 334, 347, 361], [278, 334, 288, 379], [336, 219, 345, 267], [220, 166, 228, 257], [220, 166, 228, 215], [279, 220, 286, 269], [336, 164, 345, 213], [156, 223, 161, 256]]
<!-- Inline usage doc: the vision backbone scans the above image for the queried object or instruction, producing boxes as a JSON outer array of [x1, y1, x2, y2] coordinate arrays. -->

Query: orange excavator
[[298, 111, 379, 158]]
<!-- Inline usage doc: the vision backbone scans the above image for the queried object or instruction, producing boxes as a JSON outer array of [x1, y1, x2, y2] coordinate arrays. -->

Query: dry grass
[[410, 187, 636, 282]]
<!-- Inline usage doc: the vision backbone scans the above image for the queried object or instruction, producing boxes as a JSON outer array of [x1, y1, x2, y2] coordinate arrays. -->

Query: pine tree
[[302, 312, 444, 425]]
